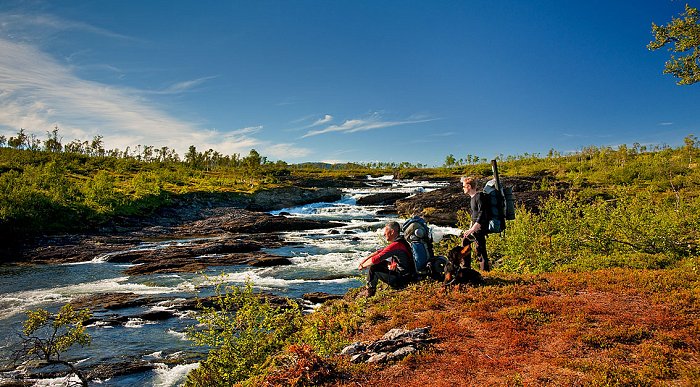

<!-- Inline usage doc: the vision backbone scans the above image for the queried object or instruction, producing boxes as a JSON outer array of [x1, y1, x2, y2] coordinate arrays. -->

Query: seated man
[[358, 221, 414, 296]]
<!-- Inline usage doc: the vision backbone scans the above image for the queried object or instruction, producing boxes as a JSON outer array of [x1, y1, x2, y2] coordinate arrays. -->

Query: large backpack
[[483, 160, 516, 235], [401, 216, 434, 275], [482, 179, 511, 234]]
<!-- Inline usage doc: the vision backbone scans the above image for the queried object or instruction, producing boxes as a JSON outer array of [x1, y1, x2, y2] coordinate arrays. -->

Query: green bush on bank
[[485, 188, 700, 273], [185, 280, 362, 386]]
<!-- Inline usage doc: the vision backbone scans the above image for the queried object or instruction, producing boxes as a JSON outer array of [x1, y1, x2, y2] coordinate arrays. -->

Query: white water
[[0, 177, 458, 386]]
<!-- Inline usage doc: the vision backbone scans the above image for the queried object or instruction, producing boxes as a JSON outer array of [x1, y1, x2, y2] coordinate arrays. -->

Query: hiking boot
[[367, 287, 376, 297], [358, 287, 376, 298]]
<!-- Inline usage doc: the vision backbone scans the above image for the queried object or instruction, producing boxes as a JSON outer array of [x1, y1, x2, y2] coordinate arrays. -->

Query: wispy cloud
[[0, 37, 309, 158], [658, 122, 673, 126], [0, 12, 135, 43], [301, 113, 438, 138], [311, 114, 333, 126], [228, 126, 263, 137], [157, 76, 218, 94]]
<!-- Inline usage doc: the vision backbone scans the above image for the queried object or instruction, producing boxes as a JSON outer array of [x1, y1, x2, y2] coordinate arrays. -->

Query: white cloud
[[156, 76, 219, 94], [0, 38, 197, 152], [311, 114, 333, 126], [301, 113, 437, 138], [0, 37, 309, 159], [228, 126, 263, 136], [0, 12, 134, 43]]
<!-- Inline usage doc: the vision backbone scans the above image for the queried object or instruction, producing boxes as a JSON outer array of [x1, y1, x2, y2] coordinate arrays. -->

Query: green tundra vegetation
[[0, 127, 424, 245]]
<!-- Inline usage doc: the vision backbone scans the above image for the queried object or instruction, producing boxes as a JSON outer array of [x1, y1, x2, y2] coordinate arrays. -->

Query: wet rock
[[356, 192, 411, 206], [70, 293, 152, 310], [247, 187, 342, 211], [183, 209, 344, 235], [302, 292, 343, 303], [376, 207, 398, 216], [341, 326, 435, 364], [140, 310, 176, 321], [248, 256, 293, 267], [108, 239, 265, 264], [86, 360, 156, 380], [122, 251, 291, 275]]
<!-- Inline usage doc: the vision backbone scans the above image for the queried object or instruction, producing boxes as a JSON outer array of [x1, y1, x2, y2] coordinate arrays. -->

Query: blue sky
[[0, 1, 698, 165]]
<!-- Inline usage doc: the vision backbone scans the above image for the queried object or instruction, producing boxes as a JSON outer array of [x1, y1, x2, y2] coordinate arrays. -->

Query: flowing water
[[0, 177, 460, 386]]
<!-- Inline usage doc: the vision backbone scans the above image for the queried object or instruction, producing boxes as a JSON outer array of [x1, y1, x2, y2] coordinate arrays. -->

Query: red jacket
[[371, 240, 412, 265]]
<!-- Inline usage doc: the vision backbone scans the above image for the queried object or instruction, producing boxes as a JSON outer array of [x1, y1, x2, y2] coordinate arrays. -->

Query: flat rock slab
[[123, 252, 291, 275], [356, 192, 411, 206], [177, 208, 344, 235], [70, 292, 152, 310]]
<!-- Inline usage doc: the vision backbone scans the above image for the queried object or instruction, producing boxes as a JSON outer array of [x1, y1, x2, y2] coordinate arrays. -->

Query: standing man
[[358, 221, 414, 297], [460, 176, 490, 271]]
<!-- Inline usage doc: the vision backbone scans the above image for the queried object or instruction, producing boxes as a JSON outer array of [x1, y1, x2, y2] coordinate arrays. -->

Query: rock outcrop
[[395, 176, 567, 226], [356, 192, 411, 206], [340, 326, 436, 364], [246, 187, 342, 211]]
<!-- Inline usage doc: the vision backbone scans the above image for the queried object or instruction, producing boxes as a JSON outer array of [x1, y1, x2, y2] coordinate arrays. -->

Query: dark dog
[[444, 244, 483, 290]]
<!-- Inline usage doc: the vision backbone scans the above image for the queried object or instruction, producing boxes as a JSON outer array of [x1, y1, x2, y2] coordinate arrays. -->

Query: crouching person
[[357, 221, 414, 297]]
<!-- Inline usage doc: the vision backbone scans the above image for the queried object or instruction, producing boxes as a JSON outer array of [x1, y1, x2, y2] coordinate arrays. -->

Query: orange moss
[[329, 268, 700, 386]]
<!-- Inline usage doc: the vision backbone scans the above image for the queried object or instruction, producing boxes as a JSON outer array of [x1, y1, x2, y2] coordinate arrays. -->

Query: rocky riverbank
[[4, 186, 343, 267]]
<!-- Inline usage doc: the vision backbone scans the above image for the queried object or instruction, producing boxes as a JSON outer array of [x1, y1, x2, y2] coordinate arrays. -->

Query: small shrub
[[186, 281, 303, 386]]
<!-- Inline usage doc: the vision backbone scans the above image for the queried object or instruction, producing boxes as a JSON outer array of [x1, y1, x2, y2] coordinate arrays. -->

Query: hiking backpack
[[482, 179, 515, 234], [401, 216, 434, 275]]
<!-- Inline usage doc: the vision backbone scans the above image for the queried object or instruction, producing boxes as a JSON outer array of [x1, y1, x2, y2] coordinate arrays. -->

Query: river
[[0, 176, 459, 386]]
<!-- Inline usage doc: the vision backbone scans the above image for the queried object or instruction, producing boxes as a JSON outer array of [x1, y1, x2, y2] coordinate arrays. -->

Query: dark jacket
[[470, 192, 489, 230]]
